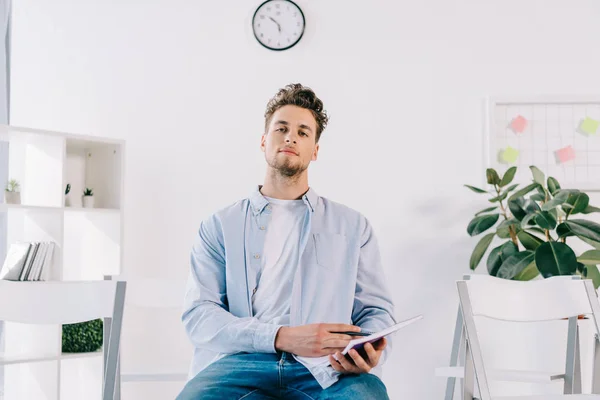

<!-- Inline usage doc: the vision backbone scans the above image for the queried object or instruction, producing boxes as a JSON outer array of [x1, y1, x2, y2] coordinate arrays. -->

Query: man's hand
[[328, 338, 387, 374], [275, 323, 361, 357]]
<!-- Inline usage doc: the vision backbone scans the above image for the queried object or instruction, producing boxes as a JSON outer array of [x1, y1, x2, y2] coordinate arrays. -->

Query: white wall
[[10, 0, 600, 398]]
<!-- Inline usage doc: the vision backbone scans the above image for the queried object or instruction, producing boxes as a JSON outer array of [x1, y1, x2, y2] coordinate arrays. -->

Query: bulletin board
[[485, 96, 600, 191]]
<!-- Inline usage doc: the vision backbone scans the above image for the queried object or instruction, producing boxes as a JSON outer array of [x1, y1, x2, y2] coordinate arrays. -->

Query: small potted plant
[[64, 183, 71, 207], [5, 179, 21, 204], [82, 187, 94, 208]]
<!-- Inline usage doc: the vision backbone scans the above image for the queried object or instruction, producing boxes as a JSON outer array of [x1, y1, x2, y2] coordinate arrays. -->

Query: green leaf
[[535, 241, 579, 278], [489, 192, 508, 203], [513, 261, 540, 281], [582, 205, 600, 214], [500, 167, 517, 187], [496, 226, 511, 238], [497, 250, 536, 280], [508, 183, 540, 201], [486, 168, 501, 185], [541, 191, 570, 211], [520, 212, 538, 229], [509, 197, 528, 220], [564, 192, 590, 216], [530, 166, 545, 186], [465, 185, 487, 194], [467, 214, 500, 236], [530, 193, 545, 202], [501, 241, 519, 259], [583, 265, 600, 289], [535, 211, 557, 230], [556, 220, 600, 243], [487, 245, 503, 276], [581, 237, 600, 250], [497, 218, 521, 231], [517, 230, 544, 250], [502, 183, 520, 195], [547, 177, 561, 195], [577, 250, 600, 265], [469, 233, 495, 270], [475, 206, 499, 216], [487, 242, 517, 276]]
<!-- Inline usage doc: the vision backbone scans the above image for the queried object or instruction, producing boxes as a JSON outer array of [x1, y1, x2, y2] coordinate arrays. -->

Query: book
[[39, 242, 54, 281], [20, 242, 39, 281], [0, 242, 32, 280], [334, 315, 423, 360]]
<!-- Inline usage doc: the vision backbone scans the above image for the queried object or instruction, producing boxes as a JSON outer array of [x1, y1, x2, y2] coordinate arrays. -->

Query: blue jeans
[[176, 352, 389, 400]]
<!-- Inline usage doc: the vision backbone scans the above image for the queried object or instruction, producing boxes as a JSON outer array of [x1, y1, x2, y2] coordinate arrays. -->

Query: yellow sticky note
[[580, 117, 599, 135], [502, 146, 519, 164]]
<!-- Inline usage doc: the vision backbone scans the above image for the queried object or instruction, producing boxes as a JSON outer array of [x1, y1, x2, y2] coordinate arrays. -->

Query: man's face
[[261, 105, 319, 177]]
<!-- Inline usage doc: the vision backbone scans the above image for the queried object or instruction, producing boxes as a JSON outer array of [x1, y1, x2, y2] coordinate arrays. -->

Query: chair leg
[[463, 334, 474, 400], [593, 334, 600, 394], [445, 308, 465, 400], [564, 316, 579, 394]]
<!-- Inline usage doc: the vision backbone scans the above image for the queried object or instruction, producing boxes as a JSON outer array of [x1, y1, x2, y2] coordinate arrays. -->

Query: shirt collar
[[250, 185, 318, 215]]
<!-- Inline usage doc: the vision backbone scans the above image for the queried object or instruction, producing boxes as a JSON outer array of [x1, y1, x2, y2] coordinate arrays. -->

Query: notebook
[[333, 315, 423, 360]]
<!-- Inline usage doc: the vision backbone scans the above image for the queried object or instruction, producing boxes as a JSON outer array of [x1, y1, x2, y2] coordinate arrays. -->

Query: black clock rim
[[252, 0, 305, 52]]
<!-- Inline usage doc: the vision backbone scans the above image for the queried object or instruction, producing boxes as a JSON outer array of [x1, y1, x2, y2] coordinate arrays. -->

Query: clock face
[[252, 0, 305, 51]]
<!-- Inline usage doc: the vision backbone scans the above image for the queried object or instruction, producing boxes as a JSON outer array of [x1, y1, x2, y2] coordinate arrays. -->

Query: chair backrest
[[459, 275, 595, 322], [0, 280, 121, 324]]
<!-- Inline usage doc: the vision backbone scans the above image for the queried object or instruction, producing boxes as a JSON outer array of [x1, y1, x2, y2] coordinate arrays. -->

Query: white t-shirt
[[252, 196, 306, 325]]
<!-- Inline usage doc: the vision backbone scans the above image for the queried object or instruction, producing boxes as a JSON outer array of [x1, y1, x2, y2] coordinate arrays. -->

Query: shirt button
[[260, 226, 266, 230], [254, 254, 260, 259]]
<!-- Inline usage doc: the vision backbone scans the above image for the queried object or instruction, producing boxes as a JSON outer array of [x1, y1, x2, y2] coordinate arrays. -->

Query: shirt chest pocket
[[313, 233, 348, 270]]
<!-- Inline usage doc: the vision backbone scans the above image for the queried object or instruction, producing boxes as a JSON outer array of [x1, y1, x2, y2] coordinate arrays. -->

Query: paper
[[580, 117, 599, 135], [334, 315, 423, 360], [556, 145, 576, 163], [510, 115, 527, 134], [502, 146, 519, 164]]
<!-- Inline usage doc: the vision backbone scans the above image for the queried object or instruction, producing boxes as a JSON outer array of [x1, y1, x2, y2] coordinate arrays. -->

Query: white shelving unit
[[0, 124, 125, 400]]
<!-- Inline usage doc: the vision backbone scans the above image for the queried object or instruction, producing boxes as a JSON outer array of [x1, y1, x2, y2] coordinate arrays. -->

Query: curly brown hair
[[264, 83, 329, 142]]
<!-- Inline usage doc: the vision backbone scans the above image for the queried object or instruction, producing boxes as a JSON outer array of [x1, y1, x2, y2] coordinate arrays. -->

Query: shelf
[[0, 204, 120, 214], [0, 350, 102, 366]]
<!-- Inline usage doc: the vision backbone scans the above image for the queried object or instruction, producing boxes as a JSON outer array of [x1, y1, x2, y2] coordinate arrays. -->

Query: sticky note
[[510, 115, 528, 134], [502, 146, 519, 164], [579, 117, 599, 135], [556, 145, 576, 163]]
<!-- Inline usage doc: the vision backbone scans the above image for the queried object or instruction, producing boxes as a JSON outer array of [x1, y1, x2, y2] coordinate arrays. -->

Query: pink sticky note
[[556, 145, 576, 163], [510, 115, 528, 134]]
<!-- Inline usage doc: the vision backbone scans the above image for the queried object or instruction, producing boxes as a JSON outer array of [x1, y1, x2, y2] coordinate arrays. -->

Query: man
[[178, 83, 397, 399]]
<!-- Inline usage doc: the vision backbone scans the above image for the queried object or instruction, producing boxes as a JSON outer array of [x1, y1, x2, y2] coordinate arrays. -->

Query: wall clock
[[252, 0, 305, 51]]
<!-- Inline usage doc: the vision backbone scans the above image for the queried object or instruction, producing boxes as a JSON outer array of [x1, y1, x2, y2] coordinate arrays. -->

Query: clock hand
[[268, 16, 281, 33]]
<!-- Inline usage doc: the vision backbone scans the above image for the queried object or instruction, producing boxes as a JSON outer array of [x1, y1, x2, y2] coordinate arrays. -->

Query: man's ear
[[312, 143, 319, 161], [260, 134, 266, 152]]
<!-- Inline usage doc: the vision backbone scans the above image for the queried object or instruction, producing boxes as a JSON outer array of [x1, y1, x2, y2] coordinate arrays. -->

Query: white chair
[[437, 275, 583, 399], [457, 276, 600, 400], [0, 279, 126, 400]]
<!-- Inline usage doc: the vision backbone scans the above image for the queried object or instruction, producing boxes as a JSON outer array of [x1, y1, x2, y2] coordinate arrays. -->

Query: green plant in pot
[[62, 318, 103, 353], [465, 165, 600, 287]]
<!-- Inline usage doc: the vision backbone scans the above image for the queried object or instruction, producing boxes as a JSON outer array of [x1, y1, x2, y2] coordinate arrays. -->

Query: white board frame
[[484, 95, 600, 192]]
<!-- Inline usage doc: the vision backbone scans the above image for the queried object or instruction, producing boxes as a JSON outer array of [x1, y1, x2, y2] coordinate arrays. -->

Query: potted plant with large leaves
[[465, 165, 600, 288]]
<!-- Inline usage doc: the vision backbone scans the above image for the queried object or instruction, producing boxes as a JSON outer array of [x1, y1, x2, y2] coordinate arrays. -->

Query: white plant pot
[[82, 196, 94, 208], [65, 195, 71, 207], [4, 191, 21, 205]]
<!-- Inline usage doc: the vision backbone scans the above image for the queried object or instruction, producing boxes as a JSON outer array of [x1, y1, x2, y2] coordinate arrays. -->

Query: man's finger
[[322, 339, 353, 349], [372, 337, 387, 351], [329, 355, 344, 372], [336, 352, 357, 372], [325, 324, 361, 333], [364, 342, 378, 365], [348, 349, 371, 372]]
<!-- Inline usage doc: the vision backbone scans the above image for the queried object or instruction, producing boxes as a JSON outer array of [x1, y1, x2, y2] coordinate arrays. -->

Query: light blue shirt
[[182, 186, 397, 389]]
